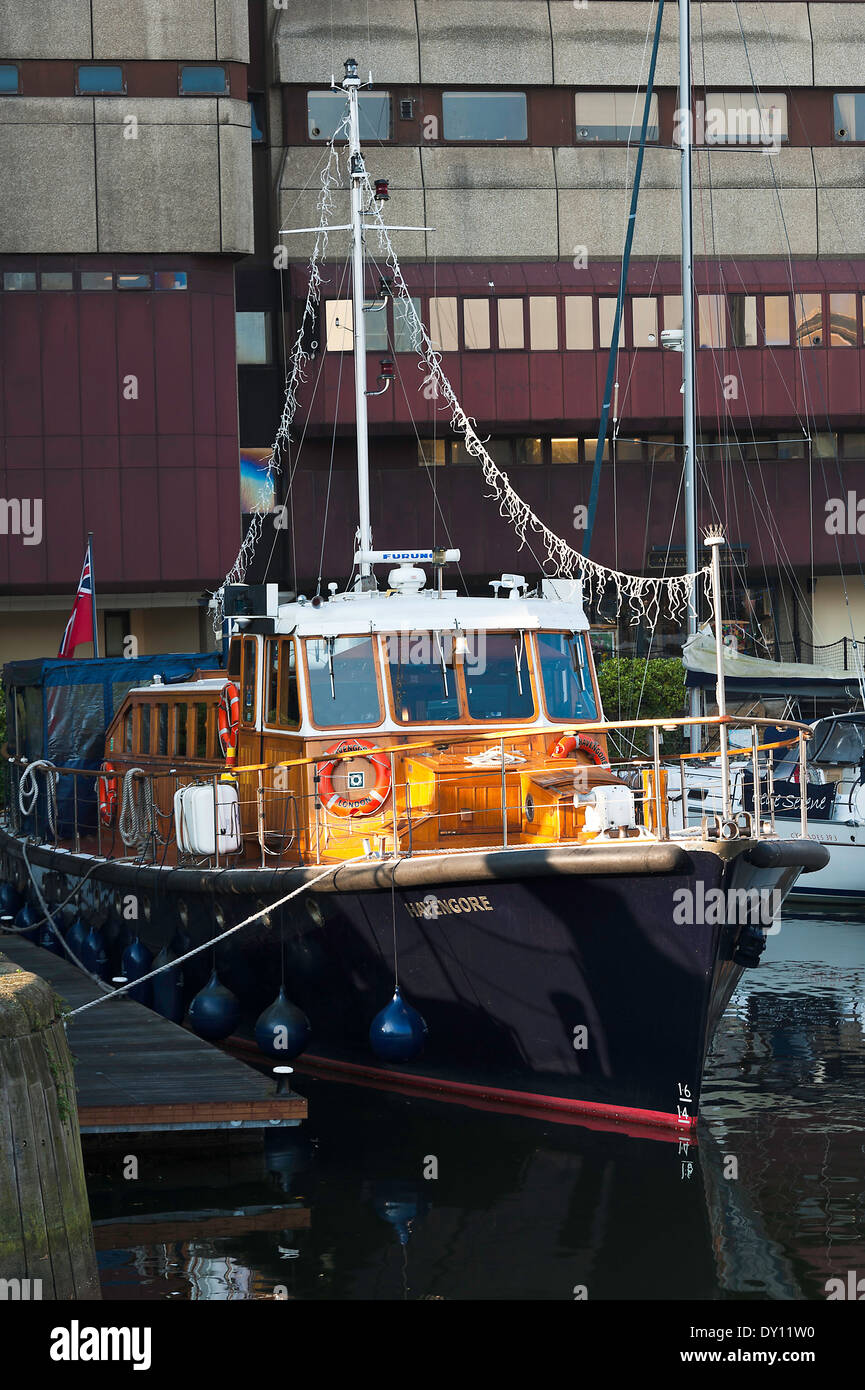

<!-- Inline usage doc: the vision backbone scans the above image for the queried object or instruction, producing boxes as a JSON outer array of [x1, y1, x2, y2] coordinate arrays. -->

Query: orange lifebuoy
[[98, 762, 118, 827], [549, 733, 610, 769], [218, 682, 241, 763], [317, 738, 392, 819]]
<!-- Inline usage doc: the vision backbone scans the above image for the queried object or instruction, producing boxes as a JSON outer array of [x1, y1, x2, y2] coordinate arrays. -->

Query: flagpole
[[88, 532, 99, 658]]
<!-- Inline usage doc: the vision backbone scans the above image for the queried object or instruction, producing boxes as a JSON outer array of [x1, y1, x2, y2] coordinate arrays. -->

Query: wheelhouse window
[[265, 638, 300, 728], [240, 637, 257, 725], [157, 703, 168, 756], [538, 632, 597, 721], [194, 703, 209, 759], [464, 633, 534, 721], [385, 633, 461, 723], [122, 708, 133, 754], [441, 92, 527, 142], [307, 91, 390, 141], [306, 636, 381, 727], [139, 706, 151, 756]]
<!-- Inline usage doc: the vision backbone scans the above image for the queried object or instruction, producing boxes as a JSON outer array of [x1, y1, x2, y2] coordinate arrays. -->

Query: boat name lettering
[[405, 894, 493, 919]]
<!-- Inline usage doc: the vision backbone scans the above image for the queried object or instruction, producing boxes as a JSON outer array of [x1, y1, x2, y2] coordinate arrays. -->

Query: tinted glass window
[[812, 720, 865, 766], [40, 271, 74, 290], [835, 93, 865, 141], [116, 272, 151, 290], [442, 92, 527, 141], [307, 91, 390, 141], [538, 632, 598, 721], [241, 638, 257, 724], [123, 708, 133, 753], [78, 65, 124, 93], [228, 638, 242, 680], [0, 65, 18, 93], [180, 66, 227, 95], [464, 634, 534, 720], [81, 271, 112, 290], [139, 707, 151, 755], [3, 272, 35, 291], [306, 636, 381, 726], [386, 634, 461, 723]]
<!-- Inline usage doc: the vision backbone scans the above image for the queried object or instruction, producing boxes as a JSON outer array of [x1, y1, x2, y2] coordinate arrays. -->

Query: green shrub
[[596, 656, 687, 758]]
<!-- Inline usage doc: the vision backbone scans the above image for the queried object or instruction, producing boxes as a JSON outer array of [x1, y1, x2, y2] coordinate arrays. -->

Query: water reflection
[[87, 917, 865, 1301]]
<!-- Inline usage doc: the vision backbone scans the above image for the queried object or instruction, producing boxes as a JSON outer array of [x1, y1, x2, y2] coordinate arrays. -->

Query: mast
[[344, 57, 374, 588], [678, 0, 700, 753]]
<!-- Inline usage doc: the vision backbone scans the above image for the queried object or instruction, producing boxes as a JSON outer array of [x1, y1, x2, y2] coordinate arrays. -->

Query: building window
[[551, 438, 580, 464], [154, 271, 188, 290], [529, 297, 558, 350], [116, 272, 151, 291], [362, 300, 389, 352], [249, 95, 265, 143], [441, 92, 527, 142], [829, 292, 857, 345], [180, 65, 227, 95], [599, 297, 618, 349], [3, 271, 36, 291], [497, 299, 525, 350], [103, 611, 130, 657], [663, 296, 683, 331], [236, 311, 272, 365], [565, 297, 593, 349], [77, 65, 125, 94], [698, 294, 726, 348], [584, 437, 611, 463], [842, 433, 865, 457], [834, 94, 865, 142], [307, 91, 390, 140], [729, 295, 757, 347], [794, 292, 822, 347], [702, 92, 788, 145], [40, 271, 74, 290], [325, 300, 352, 352], [429, 297, 458, 352], [0, 65, 20, 94], [764, 295, 790, 345], [393, 297, 421, 352], [632, 297, 658, 347], [81, 271, 113, 290], [463, 299, 490, 350], [418, 439, 446, 467], [575, 91, 659, 143]]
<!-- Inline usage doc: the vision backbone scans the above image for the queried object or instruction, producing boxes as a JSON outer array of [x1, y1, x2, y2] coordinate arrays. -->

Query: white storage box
[[174, 782, 241, 856], [581, 784, 636, 834]]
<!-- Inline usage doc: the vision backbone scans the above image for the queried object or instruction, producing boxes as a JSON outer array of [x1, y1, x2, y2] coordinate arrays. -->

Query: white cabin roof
[[267, 591, 589, 638], [126, 679, 229, 695]]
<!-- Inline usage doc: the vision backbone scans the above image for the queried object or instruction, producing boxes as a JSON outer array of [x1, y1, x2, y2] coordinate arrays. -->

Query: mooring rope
[[117, 768, 155, 852], [18, 760, 58, 838]]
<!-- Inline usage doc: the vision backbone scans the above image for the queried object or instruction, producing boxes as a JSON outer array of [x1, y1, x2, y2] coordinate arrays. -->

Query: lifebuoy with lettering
[[318, 739, 392, 818]]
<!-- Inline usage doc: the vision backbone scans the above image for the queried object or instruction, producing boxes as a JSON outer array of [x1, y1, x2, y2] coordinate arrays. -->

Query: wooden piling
[[0, 951, 99, 1300]]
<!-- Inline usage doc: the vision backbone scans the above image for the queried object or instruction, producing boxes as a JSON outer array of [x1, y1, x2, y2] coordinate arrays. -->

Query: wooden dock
[[0, 932, 306, 1134]]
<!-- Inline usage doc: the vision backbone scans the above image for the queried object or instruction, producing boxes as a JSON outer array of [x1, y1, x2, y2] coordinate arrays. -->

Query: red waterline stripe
[[292, 1049, 698, 1137]]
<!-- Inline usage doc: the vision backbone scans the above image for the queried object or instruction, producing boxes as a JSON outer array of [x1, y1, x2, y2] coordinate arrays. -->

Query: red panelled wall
[[0, 258, 241, 593]]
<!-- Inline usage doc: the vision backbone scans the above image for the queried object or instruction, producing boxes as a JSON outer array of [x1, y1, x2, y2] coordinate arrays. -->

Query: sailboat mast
[[678, 1, 700, 752], [344, 58, 374, 587]]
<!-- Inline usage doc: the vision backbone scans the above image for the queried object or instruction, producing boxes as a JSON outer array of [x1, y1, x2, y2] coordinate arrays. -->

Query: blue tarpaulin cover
[[3, 653, 220, 835]]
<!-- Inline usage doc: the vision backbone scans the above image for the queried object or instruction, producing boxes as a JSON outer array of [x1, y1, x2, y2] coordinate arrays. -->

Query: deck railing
[[1, 714, 816, 870]]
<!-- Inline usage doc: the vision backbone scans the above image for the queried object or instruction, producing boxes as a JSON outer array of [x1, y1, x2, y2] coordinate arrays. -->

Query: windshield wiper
[[435, 634, 449, 697], [327, 637, 336, 699], [514, 632, 525, 696], [571, 635, 586, 691]]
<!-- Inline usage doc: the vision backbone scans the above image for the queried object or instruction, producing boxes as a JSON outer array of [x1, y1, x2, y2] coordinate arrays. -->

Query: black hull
[[0, 829, 814, 1132]]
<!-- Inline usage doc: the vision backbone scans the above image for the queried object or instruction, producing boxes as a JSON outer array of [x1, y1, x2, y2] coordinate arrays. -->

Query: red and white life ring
[[98, 762, 118, 826], [317, 739, 392, 818], [218, 682, 241, 763], [549, 733, 610, 769]]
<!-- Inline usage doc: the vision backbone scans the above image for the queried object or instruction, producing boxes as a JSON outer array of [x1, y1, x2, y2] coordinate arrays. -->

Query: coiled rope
[[18, 760, 58, 838], [117, 768, 154, 852]]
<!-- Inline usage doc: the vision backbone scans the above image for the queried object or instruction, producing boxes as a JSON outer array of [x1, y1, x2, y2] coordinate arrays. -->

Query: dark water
[[86, 915, 865, 1301]]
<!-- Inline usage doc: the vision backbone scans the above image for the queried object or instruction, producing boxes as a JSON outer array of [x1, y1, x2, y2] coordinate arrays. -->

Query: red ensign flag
[[58, 542, 95, 657]]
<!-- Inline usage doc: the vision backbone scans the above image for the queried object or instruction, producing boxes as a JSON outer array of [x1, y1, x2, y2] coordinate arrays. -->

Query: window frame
[[441, 90, 529, 144], [303, 634, 385, 731], [574, 89, 660, 145], [76, 63, 126, 96], [179, 64, 228, 97], [535, 631, 601, 725]]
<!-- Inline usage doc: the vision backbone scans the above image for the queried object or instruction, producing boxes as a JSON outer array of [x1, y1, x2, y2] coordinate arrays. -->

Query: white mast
[[343, 58, 374, 589], [678, 1, 700, 754]]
